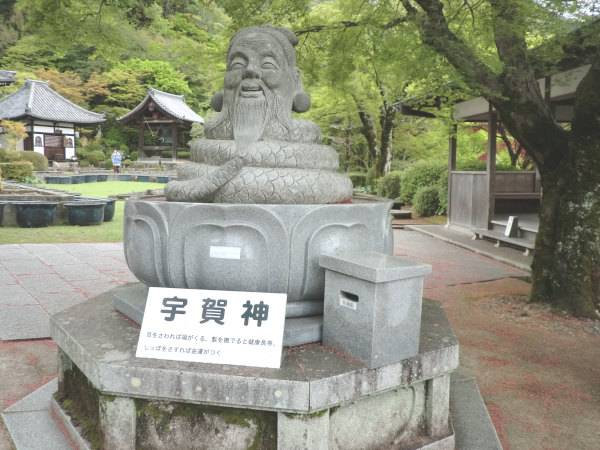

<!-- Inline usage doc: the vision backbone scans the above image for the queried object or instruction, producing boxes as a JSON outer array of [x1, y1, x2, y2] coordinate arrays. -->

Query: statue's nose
[[242, 66, 260, 79]]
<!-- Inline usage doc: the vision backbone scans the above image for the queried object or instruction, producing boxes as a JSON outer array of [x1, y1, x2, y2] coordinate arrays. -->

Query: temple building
[[0, 79, 104, 161], [0, 70, 17, 87], [118, 86, 204, 161]]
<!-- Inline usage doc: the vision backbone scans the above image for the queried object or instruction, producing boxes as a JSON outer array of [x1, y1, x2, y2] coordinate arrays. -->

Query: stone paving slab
[[394, 230, 527, 289], [0, 305, 50, 340], [0, 243, 137, 341]]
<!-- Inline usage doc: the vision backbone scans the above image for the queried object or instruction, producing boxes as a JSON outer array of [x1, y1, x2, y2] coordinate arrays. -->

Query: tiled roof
[[119, 86, 204, 123], [0, 79, 104, 124], [0, 71, 17, 86]]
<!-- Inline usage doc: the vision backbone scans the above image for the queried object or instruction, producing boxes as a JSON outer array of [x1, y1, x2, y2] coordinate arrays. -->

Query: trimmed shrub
[[177, 151, 190, 159], [377, 170, 403, 199], [20, 151, 48, 171], [122, 159, 132, 167], [0, 161, 34, 180], [412, 186, 441, 217], [437, 184, 448, 215], [79, 160, 90, 168], [400, 161, 447, 203], [161, 151, 172, 158], [456, 160, 486, 171], [130, 151, 138, 161], [347, 172, 367, 188], [365, 167, 377, 190], [104, 159, 114, 170]]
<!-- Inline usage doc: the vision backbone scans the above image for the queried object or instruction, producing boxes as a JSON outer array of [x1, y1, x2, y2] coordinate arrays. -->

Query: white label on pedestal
[[136, 287, 287, 369], [209, 245, 241, 259], [340, 298, 358, 310]]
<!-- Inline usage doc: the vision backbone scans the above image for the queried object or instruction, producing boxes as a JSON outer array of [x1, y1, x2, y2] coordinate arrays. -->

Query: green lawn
[[0, 181, 165, 244]]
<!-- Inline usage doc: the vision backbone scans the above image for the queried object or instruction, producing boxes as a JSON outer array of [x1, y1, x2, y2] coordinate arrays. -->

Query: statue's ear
[[292, 68, 311, 113], [292, 92, 311, 113], [211, 91, 224, 112]]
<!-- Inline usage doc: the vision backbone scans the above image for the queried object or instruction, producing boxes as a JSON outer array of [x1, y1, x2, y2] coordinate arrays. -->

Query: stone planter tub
[[118, 174, 132, 181], [64, 201, 106, 226], [0, 201, 6, 225], [12, 201, 59, 227], [96, 174, 108, 182], [85, 197, 116, 222], [44, 175, 61, 184], [136, 175, 150, 182], [84, 174, 98, 183], [156, 176, 170, 183]]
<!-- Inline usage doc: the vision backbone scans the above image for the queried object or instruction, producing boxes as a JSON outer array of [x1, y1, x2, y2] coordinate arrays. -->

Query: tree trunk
[[356, 105, 379, 168], [377, 104, 395, 176], [531, 138, 600, 316]]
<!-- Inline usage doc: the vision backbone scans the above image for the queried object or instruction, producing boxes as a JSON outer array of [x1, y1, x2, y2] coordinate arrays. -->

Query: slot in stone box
[[320, 251, 432, 368]]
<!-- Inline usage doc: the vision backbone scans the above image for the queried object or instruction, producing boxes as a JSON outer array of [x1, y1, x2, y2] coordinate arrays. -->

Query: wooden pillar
[[486, 107, 497, 229], [138, 120, 145, 159], [171, 123, 177, 161], [446, 123, 457, 227]]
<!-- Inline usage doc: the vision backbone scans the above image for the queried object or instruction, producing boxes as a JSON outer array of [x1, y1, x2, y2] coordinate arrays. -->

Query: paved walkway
[[0, 243, 136, 341], [1, 229, 599, 449]]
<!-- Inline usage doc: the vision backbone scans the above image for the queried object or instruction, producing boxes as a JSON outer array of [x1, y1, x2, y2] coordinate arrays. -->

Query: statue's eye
[[229, 61, 245, 70], [262, 60, 278, 69]]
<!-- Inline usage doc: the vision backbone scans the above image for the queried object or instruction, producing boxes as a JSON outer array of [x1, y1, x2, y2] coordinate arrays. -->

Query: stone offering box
[[321, 252, 432, 368], [50, 287, 458, 449]]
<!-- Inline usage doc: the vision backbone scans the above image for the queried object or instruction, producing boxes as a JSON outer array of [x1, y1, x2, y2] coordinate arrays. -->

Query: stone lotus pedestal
[[121, 197, 394, 346]]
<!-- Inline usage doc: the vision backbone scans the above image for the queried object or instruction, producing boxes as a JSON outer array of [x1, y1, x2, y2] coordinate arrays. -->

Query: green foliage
[[400, 161, 447, 204], [122, 159, 132, 167], [130, 151, 138, 161], [19, 151, 48, 171], [346, 172, 367, 188], [161, 151, 172, 158], [104, 160, 114, 170], [0, 161, 33, 180], [19, 175, 40, 184], [377, 171, 403, 200], [365, 167, 377, 192], [0, 148, 48, 171], [177, 151, 190, 159], [412, 186, 441, 217]]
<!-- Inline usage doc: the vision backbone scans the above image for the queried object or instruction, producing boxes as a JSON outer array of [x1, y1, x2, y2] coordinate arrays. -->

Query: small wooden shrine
[[118, 87, 204, 161], [0, 79, 104, 161]]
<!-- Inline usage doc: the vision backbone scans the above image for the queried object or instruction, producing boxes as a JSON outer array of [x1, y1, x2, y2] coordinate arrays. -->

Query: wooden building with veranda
[[118, 87, 204, 161], [446, 64, 590, 252], [0, 79, 105, 161]]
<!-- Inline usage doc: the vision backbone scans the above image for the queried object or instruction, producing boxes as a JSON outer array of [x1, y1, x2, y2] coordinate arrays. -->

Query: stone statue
[[164, 25, 353, 204]]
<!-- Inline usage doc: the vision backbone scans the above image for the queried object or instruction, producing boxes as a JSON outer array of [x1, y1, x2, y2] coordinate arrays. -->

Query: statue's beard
[[205, 85, 292, 143], [232, 94, 268, 145]]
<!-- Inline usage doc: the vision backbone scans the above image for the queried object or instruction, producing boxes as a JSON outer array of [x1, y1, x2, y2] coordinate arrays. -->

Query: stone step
[[391, 209, 412, 219]]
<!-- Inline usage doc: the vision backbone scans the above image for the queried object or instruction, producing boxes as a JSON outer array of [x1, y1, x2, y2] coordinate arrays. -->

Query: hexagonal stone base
[[50, 287, 458, 449]]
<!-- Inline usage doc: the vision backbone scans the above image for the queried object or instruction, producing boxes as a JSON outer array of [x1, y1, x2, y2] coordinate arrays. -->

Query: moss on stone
[[134, 399, 277, 449], [56, 351, 101, 449]]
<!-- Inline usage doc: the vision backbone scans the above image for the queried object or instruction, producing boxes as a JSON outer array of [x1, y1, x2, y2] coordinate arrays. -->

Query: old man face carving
[[205, 26, 308, 144]]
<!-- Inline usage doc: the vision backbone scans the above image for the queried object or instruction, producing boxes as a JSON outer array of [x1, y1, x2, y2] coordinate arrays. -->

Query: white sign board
[[136, 287, 287, 369]]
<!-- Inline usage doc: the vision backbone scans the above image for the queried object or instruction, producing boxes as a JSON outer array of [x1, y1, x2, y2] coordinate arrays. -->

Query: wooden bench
[[473, 228, 535, 256]]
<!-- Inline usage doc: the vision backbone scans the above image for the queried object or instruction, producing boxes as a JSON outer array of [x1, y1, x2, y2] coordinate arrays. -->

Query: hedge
[[377, 170, 403, 199], [0, 161, 34, 180], [19, 151, 49, 171], [400, 161, 447, 203], [412, 186, 441, 217], [347, 172, 367, 188]]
